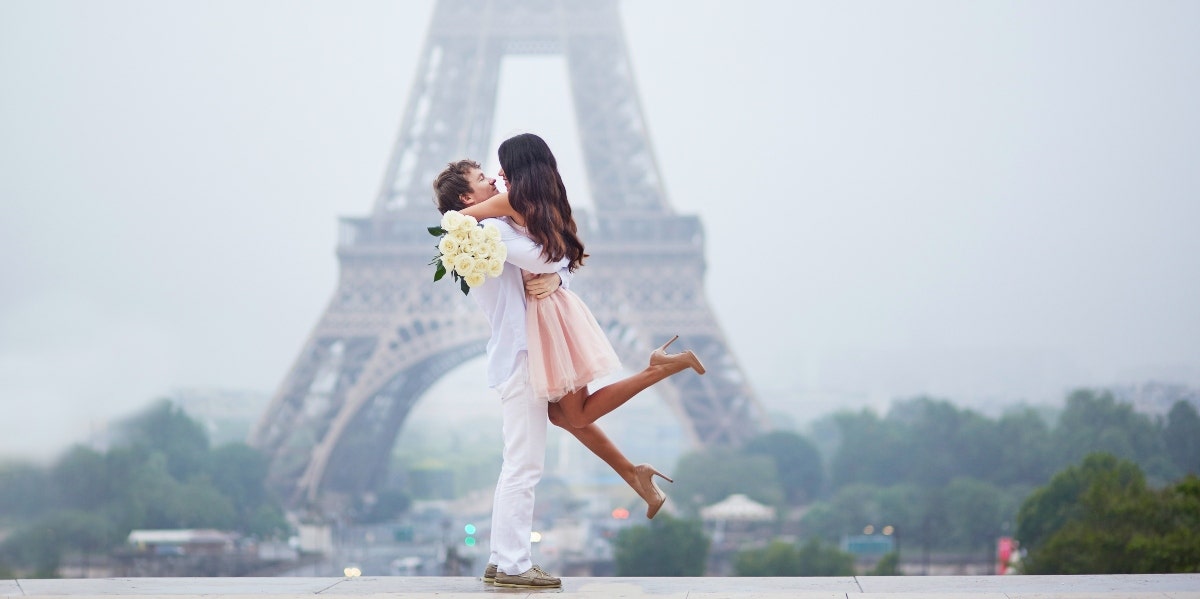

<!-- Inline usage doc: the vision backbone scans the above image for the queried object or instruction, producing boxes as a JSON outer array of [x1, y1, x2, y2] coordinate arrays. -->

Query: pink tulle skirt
[[526, 284, 622, 402]]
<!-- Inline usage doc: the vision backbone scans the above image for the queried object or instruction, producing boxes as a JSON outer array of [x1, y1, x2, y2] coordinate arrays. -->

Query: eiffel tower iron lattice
[[250, 0, 766, 507]]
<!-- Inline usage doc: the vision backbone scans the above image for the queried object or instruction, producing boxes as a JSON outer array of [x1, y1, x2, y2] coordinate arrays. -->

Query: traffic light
[[464, 523, 477, 546]]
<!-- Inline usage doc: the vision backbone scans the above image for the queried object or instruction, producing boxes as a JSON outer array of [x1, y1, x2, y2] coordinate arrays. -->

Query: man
[[433, 159, 564, 588]]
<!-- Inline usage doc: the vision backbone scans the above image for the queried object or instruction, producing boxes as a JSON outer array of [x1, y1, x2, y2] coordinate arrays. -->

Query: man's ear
[[460, 194, 475, 206]]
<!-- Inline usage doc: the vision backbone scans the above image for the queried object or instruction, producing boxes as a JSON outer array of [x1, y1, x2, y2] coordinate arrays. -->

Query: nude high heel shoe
[[649, 335, 706, 375], [631, 464, 674, 519]]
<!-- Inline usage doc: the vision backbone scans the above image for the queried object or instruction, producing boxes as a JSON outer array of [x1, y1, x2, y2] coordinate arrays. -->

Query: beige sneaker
[[493, 565, 561, 588], [482, 563, 497, 584]]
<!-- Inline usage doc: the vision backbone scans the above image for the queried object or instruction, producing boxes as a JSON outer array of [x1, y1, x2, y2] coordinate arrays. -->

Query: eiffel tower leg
[[374, 11, 503, 213]]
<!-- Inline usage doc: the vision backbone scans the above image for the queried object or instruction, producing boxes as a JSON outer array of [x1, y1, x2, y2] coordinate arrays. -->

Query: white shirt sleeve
[[493, 219, 569, 274]]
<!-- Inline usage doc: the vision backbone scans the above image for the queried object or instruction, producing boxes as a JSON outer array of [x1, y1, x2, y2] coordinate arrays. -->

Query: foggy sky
[[2, 1, 1198, 459]]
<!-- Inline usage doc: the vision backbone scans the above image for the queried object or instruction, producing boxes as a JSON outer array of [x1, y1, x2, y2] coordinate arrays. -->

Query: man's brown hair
[[432, 159, 481, 214]]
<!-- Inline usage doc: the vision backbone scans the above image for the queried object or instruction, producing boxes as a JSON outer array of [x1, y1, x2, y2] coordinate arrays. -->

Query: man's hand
[[525, 272, 562, 299]]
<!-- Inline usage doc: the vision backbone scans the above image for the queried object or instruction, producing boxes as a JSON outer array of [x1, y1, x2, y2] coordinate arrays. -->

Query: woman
[[458, 133, 706, 512]]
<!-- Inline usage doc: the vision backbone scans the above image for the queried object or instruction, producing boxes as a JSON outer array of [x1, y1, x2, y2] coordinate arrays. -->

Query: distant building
[[126, 529, 238, 556]]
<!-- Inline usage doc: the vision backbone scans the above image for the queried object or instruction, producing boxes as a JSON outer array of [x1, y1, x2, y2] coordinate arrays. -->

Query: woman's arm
[[461, 193, 518, 221]]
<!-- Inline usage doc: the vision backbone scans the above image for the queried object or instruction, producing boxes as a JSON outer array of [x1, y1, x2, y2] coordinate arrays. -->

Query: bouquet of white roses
[[428, 210, 507, 295]]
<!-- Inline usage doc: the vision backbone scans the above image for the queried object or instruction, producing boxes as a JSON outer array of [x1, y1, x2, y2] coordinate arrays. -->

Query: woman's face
[[462, 167, 498, 205], [497, 167, 509, 193]]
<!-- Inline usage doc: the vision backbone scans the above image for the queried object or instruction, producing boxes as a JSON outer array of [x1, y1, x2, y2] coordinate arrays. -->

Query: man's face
[[461, 167, 498, 206]]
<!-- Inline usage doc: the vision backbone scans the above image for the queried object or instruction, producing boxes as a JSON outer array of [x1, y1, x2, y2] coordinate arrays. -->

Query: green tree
[[0, 510, 115, 577], [744, 431, 825, 503], [828, 408, 904, 489], [733, 539, 857, 576], [942, 477, 1004, 553], [1140, 476, 1200, 571], [734, 541, 802, 576], [671, 448, 783, 514], [993, 407, 1056, 486], [613, 515, 709, 576], [1016, 453, 1145, 553], [119, 400, 210, 480], [793, 539, 856, 576], [889, 398, 989, 486], [1164, 401, 1200, 475], [51, 446, 111, 510], [1016, 453, 1200, 573], [206, 443, 269, 509], [0, 461, 52, 522], [868, 551, 902, 575], [796, 500, 846, 543], [1052, 390, 1168, 478]]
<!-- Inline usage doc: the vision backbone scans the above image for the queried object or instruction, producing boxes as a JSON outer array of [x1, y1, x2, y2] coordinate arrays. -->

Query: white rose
[[437, 235, 458, 256], [487, 258, 504, 277], [469, 227, 488, 245], [455, 214, 479, 232], [441, 210, 467, 231], [482, 223, 502, 242], [448, 229, 471, 246], [465, 273, 486, 288], [491, 242, 507, 261], [453, 254, 476, 276]]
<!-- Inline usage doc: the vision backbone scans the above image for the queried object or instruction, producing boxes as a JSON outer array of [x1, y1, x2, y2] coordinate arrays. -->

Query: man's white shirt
[[471, 217, 571, 389]]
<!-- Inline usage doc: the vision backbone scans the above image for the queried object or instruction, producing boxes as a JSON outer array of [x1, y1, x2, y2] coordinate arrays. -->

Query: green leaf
[[428, 226, 446, 237], [459, 278, 470, 296], [433, 259, 447, 282]]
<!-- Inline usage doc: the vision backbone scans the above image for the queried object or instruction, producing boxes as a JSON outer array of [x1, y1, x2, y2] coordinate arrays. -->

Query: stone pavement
[[2, 574, 1198, 598]]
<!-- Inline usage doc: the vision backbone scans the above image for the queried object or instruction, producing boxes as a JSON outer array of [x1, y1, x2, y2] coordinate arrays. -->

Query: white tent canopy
[[699, 493, 776, 522]]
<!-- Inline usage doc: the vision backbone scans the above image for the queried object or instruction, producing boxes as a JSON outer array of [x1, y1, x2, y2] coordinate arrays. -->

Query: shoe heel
[[651, 468, 674, 484], [649, 335, 705, 374]]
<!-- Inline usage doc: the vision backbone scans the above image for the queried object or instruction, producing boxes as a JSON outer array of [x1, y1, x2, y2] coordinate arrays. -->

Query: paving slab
[[15, 577, 339, 595], [857, 574, 1200, 594], [1, 580, 21, 597], [1004, 594, 1174, 599], [848, 594, 1010, 599], [568, 577, 858, 594]]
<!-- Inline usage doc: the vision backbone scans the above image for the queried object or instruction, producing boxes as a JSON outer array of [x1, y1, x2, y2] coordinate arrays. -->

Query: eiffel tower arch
[[251, 0, 767, 507]]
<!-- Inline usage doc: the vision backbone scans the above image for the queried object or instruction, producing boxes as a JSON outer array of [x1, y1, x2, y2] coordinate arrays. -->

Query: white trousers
[[488, 353, 548, 575]]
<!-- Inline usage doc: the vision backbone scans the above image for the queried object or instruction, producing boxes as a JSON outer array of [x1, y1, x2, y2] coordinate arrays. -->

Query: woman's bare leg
[[548, 402, 634, 481], [556, 338, 704, 429], [547, 402, 668, 518]]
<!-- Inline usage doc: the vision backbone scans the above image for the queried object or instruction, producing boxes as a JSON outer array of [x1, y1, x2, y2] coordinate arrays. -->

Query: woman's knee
[[547, 404, 568, 429], [564, 411, 591, 429]]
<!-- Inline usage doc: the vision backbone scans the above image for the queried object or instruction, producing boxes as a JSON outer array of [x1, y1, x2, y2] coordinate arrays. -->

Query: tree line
[[0, 401, 289, 577], [616, 388, 1199, 575]]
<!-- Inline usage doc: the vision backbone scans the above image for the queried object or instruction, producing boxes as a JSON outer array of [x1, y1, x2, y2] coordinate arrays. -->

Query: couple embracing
[[432, 133, 706, 588]]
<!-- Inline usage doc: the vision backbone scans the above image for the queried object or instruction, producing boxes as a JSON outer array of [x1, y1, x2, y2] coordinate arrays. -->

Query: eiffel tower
[[251, 0, 766, 507]]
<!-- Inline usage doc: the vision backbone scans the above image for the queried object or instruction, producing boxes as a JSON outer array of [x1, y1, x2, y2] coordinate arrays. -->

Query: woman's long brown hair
[[498, 133, 587, 271]]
